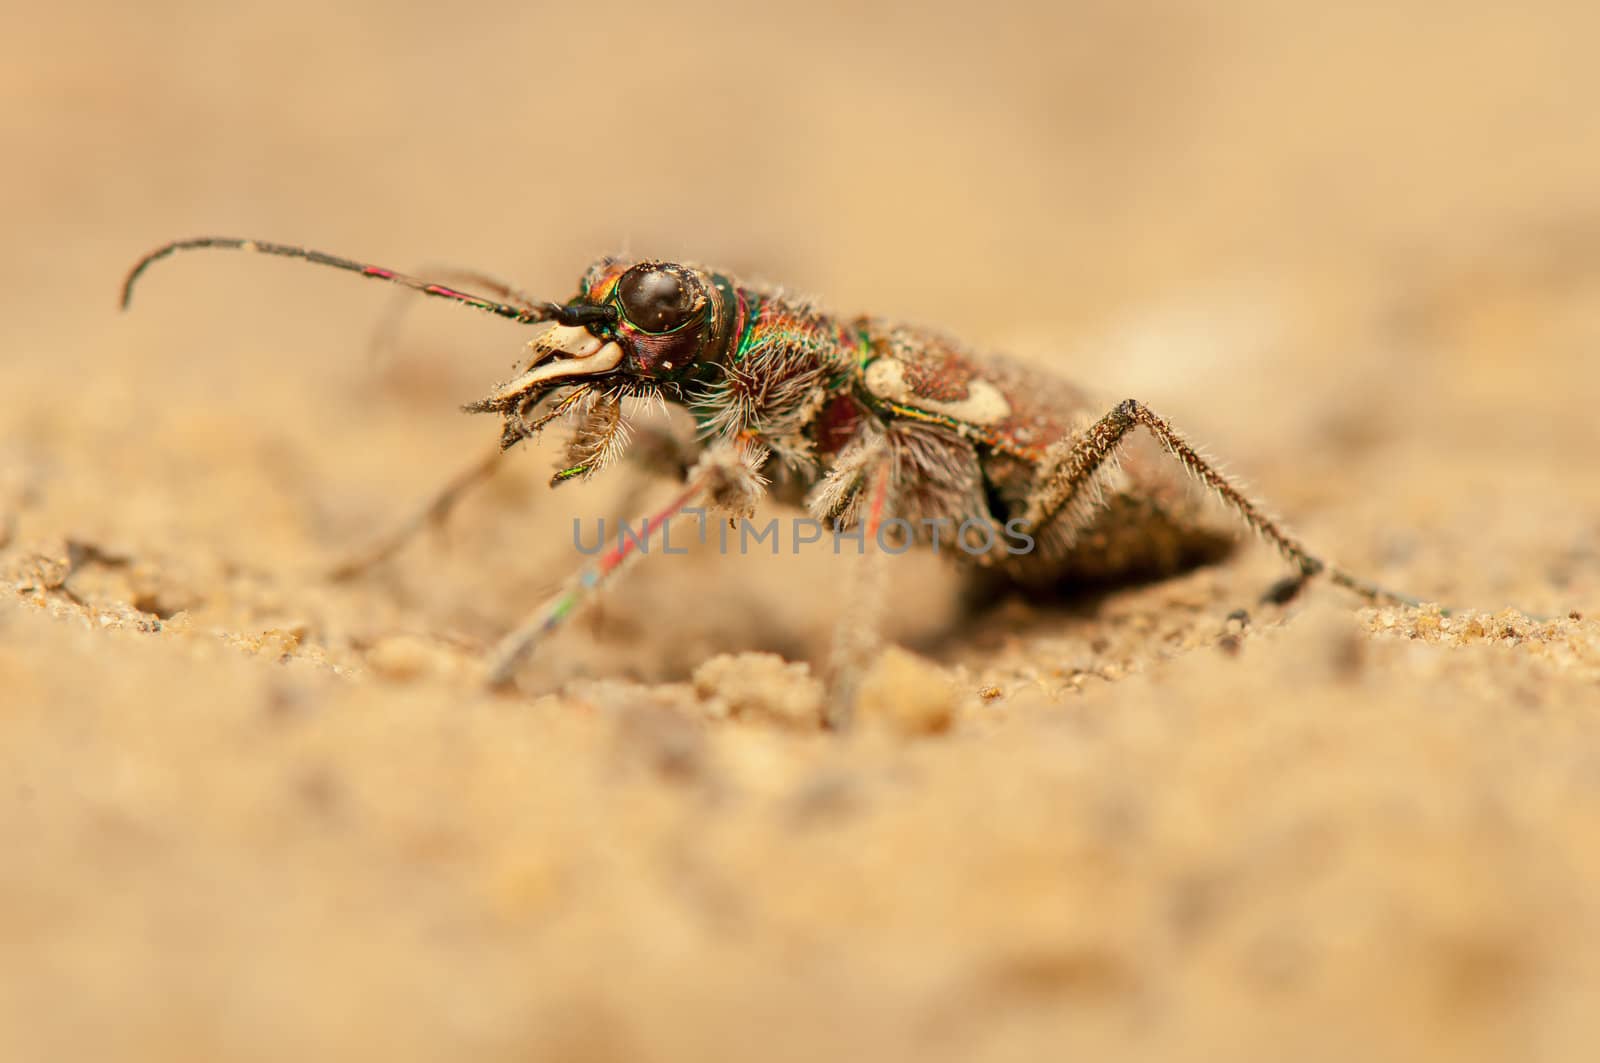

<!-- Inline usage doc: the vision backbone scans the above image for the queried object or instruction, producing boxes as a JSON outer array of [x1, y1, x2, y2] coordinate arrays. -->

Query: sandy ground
[[5, 2, 1600, 1059]]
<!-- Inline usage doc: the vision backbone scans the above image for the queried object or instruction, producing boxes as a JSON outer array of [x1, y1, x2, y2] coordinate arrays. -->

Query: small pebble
[[366, 634, 454, 681], [855, 647, 956, 737], [693, 653, 824, 728]]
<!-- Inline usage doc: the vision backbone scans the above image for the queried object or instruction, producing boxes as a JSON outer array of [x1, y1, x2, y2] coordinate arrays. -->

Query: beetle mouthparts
[[464, 325, 624, 414]]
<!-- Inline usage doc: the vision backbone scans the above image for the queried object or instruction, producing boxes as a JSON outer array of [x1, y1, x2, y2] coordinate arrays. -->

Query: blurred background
[[4, 2, 1600, 1060]]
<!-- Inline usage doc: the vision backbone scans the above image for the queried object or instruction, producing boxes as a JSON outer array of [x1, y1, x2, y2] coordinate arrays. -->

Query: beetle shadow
[[904, 541, 1240, 661]]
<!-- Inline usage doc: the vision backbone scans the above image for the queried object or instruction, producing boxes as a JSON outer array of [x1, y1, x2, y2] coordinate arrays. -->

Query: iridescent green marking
[[729, 293, 767, 362]]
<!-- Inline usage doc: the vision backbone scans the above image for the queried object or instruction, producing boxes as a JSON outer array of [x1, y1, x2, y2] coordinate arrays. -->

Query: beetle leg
[[1022, 399, 1423, 608], [326, 443, 505, 581], [327, 413, 699, 582], [604, 422, 702, 529], [823, 449, 895, 729], [483, 441, 767, 688]]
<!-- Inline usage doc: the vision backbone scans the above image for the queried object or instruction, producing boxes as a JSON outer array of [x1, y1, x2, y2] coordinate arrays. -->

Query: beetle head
[[471, 257, 740, 418]]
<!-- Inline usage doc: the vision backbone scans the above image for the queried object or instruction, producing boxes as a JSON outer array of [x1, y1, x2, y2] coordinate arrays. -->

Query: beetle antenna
[[121, 236, 561, 325]]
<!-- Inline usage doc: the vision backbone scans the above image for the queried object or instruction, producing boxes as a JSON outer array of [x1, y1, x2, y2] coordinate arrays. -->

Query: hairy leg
[[484, 441, 768, 688], [329, 263, 550, 579], [823, 449, 895, 730], [327, 444, 505, 581], [328, 417, 700, 582], [1022, 399, 1422, 607]]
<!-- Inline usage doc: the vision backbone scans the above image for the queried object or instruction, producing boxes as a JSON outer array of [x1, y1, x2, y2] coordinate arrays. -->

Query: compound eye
[[617, 266, 699, 333]]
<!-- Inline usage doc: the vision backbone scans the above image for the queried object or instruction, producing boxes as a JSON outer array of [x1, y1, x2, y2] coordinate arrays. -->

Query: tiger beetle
[[121, 237, 1423, 726]]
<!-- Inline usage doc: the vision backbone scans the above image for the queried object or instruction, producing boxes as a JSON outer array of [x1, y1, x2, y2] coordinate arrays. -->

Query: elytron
[[121, 237, 1416, 724]]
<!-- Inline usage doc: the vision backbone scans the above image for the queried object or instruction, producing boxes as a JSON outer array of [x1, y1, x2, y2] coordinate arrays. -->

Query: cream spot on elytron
[[864, 358, 1011, 426]]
